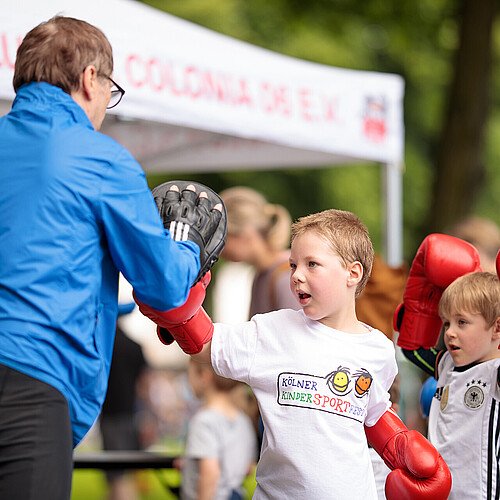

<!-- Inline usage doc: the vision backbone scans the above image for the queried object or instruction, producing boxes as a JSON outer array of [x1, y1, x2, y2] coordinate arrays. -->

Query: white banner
[[0, 0, 404, 166]]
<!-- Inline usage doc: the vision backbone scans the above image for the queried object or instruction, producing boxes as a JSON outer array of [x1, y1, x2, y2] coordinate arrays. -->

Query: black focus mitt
[[152, 180, 227, 284]]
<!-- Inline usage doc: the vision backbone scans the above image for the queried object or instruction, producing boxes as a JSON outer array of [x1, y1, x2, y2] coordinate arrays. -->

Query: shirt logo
[[464, 379, 486, 410], [435, 385, 449, 411], [277, 367, 373, 422]]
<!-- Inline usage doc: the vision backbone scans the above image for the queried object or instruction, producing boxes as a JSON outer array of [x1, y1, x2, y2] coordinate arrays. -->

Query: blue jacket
[[0, 82, 200, 446]]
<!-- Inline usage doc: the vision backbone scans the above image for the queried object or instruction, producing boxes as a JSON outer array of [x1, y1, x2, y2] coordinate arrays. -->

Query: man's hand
[[152, 180, 227, 284]]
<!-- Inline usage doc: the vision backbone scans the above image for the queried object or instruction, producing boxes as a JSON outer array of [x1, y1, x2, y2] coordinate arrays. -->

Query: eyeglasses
[[105, 76, 125, 109]]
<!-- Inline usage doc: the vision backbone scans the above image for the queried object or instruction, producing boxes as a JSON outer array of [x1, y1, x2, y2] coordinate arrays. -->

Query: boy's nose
[[445, 327, 456, 339]]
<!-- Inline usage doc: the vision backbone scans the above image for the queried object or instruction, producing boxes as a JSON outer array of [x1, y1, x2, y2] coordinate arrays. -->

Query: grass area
[[71, 468, 256, 499], [71, 469, 182, 500], [72, 434, 257, 499]]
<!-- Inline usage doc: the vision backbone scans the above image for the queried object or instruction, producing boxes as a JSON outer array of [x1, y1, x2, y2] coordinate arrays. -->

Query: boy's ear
[[347, 261, 363, 287], [492, 317, 500, 341]]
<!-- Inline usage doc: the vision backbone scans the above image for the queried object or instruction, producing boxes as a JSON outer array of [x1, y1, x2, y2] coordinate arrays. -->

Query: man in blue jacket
[[0, 16, 207, 499]]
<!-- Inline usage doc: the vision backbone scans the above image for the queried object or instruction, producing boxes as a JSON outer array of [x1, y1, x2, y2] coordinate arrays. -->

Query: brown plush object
[[356, 254, 408, 340]]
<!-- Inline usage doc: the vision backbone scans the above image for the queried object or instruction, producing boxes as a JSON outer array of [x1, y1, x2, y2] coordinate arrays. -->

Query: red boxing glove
[[366, 409, 452, 500], [395, 233, 481, 350], [134, 272, 214, 355], [496, 249, 500, 279]]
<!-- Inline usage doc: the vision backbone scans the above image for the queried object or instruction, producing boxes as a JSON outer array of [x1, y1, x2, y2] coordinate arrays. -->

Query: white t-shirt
[[429, 353, 500, 500], [211, 309, 398, 499]]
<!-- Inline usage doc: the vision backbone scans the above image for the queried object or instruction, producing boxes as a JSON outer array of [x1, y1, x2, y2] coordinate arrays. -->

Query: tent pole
[[382, 162, 403, 267]]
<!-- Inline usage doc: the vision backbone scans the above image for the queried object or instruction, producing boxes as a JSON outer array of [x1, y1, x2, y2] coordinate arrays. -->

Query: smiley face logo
[[326, 366, 352, 396], [354, 369, 372, 398]]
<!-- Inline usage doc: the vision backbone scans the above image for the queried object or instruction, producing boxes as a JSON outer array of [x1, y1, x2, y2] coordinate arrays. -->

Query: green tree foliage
[[430, 0, 497, 234], [141, 0, 499, 260]]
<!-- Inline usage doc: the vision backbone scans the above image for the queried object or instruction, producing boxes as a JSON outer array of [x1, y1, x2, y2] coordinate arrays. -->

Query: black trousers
[[0, 364, 73, 500]]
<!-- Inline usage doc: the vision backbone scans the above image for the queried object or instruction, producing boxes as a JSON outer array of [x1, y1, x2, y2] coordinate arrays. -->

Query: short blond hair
[[220, 186, 291, 251], [439, 272, 500, 327], [13, 16, 113, 94], [291, 209, 374, 296]]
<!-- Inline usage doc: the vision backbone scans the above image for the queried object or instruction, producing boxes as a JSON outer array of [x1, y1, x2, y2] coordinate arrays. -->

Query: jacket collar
[[13, 82, 94, 130]]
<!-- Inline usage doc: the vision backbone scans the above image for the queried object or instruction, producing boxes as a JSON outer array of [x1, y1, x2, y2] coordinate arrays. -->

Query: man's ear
[[347, 261, 363, 287], [80, 65, 98, 100]]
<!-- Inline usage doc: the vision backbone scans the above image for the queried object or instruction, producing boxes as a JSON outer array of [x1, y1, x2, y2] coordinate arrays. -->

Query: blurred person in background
[[179, 359, 257, 500], [447, 215, 500, 273], [219, 186, 298, 316], [100, 300, 148, 500]]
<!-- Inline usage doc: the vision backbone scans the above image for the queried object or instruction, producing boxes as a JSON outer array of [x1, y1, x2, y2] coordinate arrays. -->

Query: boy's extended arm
[[401, 347, 442, 377], [365, 409, 451, 499], [134, 271, 214, 356], [394, 233, 481, 350]]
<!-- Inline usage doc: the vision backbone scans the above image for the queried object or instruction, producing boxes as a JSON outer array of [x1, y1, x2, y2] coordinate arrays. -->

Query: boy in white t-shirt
[[398, 246, 500, 498], [138, 202, 451, 499]]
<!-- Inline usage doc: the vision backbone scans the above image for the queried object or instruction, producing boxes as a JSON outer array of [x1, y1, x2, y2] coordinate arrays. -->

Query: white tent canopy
[[0, 0, 405, 264]]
